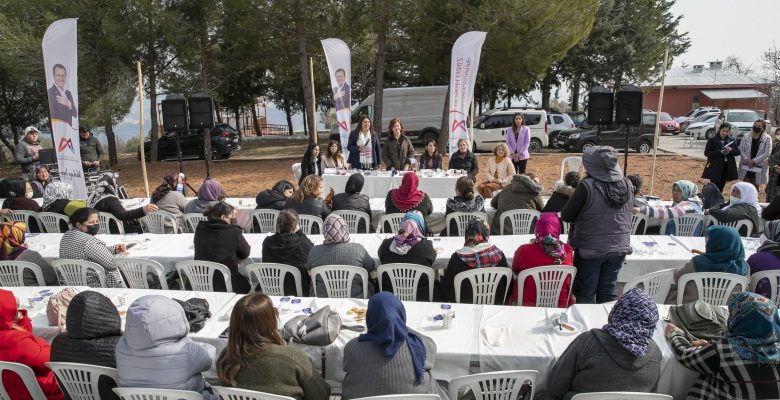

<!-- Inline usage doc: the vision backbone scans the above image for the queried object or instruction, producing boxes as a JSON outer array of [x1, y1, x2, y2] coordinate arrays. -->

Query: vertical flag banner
[[321, 38, 352, 160], [42, 18, 87, 199], [448, 31, 487, 155]]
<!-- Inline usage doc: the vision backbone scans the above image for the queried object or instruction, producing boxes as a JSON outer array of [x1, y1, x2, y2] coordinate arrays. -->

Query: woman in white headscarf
[[706, 182, 761, 237]]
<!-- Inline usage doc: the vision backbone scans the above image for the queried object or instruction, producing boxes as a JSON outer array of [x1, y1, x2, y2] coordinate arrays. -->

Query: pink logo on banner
[[447, 32, 486, 154]]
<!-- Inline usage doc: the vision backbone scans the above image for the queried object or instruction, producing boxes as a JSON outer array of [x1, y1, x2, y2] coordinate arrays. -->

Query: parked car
[[546, 112, 576, 148], [658, 112, 681, 134], [137, 124, 241, 161], [685, 114, 720, 139], [556, 112, 658, 154], [473, 108, 548, 153], [568, 111, 587, 127], [675, 106, 720, 127], [724, 109, 761, 144]]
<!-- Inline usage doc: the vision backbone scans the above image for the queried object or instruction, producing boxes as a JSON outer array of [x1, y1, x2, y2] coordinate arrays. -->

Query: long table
[[322, 171, 463, 199]]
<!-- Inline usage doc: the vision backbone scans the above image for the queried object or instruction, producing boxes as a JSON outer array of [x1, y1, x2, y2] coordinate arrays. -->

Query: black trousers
[[513, 159, 528, 174]]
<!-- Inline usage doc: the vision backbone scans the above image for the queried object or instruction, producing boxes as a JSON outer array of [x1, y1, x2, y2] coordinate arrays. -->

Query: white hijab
[[723, 182, 761, 214]]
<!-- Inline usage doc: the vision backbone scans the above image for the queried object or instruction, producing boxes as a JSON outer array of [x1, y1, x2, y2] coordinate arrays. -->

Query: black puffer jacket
[[255, 189, 287, 210], [332, 193, 372, 233], [262, 231, 314, 295]]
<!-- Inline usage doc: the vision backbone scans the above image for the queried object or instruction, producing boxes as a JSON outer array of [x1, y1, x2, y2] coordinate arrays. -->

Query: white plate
[[553, 320, 582, 336]]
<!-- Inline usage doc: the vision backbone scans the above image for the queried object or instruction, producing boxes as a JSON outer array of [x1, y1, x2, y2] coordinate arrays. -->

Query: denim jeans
[[572, 252, 626, 304]]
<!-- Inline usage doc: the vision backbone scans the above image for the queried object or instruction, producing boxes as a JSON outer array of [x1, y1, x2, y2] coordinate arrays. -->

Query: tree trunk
[[283, 99, 294, 135], [0, 132, 15, 154], [571, 80, 581, 111], [438, 85, 450, 155], [105, 121, 119, 167], [541, 67, 555, 110], [373, 10, 387, 139], [215, 102, 223, 123], [234, 107, 240, 137], [250, 101, 261, 136], [294, 4, 316, 145], [302, 106, 308, 136], [148, 72, 159, 162]]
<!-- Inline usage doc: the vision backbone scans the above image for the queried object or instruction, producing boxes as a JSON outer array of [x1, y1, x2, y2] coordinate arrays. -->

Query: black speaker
[[616, 85, 643, 125], [587, 87, 614, 125], [38, 148, 56, 164], [188, 94, 214, 129], [161, 96, 188, 132]]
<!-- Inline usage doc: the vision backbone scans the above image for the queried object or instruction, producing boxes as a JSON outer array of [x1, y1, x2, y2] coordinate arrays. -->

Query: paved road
[[657, 133, 707, 160]]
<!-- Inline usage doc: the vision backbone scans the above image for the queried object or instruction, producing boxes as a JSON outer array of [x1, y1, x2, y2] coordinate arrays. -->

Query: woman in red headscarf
[[384, 173, 433, 216], [509, 212, 575, 307]]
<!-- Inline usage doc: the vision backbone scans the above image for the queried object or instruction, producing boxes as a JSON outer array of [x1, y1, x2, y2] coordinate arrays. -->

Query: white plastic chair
[[560, 156, 583, 180], [50, 259, 107, 288], [113, 388, 203, 400], [175, 260, 233, 292], [712, 218, 754, 237], [453, 268, 513, 304], [245, 263, 303, 296], [47, 362, 118, 400], [446, 212, 488, 236], [449, 370, 539, 400], [214, 386, 296, 400], [115, 258, 168, 290], [750, 270, 780, 304], [623, 269, 676, 304], [292, 163, 302, 183], [38, 212, 70, 233], [142, 210, 179, 234], [377, 213, 405, 233], [4, 210, 41, 231], [0, 261, 45, 286], [570, 393, 672, 400], [310, 265, 369, 299], [631, 213, 648, 235], [516, 266, 576, 308], [183, 213, 207, 233], [499, 209, 540, 235], [660, 214, 707, 237], [378, 263, 435, 301], [249, 209, 280, 233], [298, 214, 324, 235], [556, 212, 570, 235], [677, 272, 750, 305], [332, 210, 371, 234], [98, 212, 125, 234], [353, 396, 440, 400], [0, 361, 47, 400]]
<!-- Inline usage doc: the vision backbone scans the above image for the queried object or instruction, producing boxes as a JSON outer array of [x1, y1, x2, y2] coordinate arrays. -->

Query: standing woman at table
[[381, 118, 415, 171], [299, 143, 322, 184], [377, 212, 436, 301], [385, 173, 433, 218], [702, 123, 740, 192], [322, 140, 346, 169], [347, 116, 381, 170], [418, 138, 443, 170], [447, 139, 479, 180], [505, 113, 530, 174], [89, 173, 158, 234], [150, 172, 189, 232], [194, 202, 251, 293]]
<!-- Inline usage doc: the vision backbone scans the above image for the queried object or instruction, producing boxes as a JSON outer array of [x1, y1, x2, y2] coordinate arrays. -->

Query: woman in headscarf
[[510, 212, 574, 306], [378, 211, 436, 301], [545, 288, 661, 400], [332, 174, 372, 233], [385, 173, 433, 217], [666, 292, 780, 399], [443, 176, 485, 235], [306, 214, 375, 298], [441, 218, 510, 304], [1, 179, 40, 212], [634, 180, 704, 235], [299, 143, 322, 184], [255, 180, 294, 211], [41, 182, 86, 232], [185, 178, 226, 214], [30, 165, 51, 198], [748, 220, 780, 299], [89, 172, 157, 234], [0, 221, 57, 285], [341, 292, 449, 400], [706, 181, 761, 237], [150, 172, 188, 232]]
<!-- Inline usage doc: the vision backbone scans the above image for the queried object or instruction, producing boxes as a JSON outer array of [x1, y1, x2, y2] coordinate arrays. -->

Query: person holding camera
[[14, 126, 42, 177]]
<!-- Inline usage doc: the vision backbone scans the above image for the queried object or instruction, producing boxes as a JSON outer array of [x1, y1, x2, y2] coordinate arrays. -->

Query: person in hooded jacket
[[541, 172, 579, 214], [194, 202, 251, 293], [261, 209, 314, 296], [331, 174, 372, 233], [256, 181, 294, 211], [51, 291, 122, 400], [490, 173, 544, 235], [0, 289, 63, 400], [115, 295, 216, 400]]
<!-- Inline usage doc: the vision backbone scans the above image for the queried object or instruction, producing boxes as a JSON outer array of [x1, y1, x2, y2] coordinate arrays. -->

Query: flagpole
[[649, 48, 669, 196], [470, 96, 475, 150], [309, 57, 317, 144], [136, 61, 150, 197]]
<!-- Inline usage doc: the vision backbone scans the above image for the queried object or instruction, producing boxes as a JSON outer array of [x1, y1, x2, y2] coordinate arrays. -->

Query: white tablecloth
[[323, 172, 462, 199], [670, 236, 763, 259]]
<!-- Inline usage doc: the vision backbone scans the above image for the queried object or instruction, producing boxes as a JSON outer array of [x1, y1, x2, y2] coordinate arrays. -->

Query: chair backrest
[[449, 370, 539, 400], [377, 263, 434, 301], [0, 361, 47, 400], [47, 362, 118, 400], [453, 268, 513, 304], [98, 212, 125, 234], [377, 213, 405, 234], [310, 265, 369, 299], [38, 212, 70, 233], [677, 272, 750, 305], [175, 260, 232, 292], [50, 259, 107, 288], [245, 263, 303, 297], [249, 209, 280, 233], [560, 156, 583, 180], [142, 210, 179, 234], [115, 258, 168, 290], [446, 212, 488, 236], [332, 210, 371, 234], [0, 261, 45, 287], [556, 212, 570, 235], [297, 215, 323, 235], [712, 218, 754, 237], [214, 386, 296, 400], [623, 269, 676, 303], [516, 266, 576, 308], [750, 270, 780, 304], [499, 209, 540, 235], [113, 388, 203, 400], [183, 213, 207, 233], [570, 393, 672, 400], [352, 396, 440, 400], [291, 163, 302, 183], [661, 214, 707, 237], [631, 212, 648, 235], [4, 211, 41, 231]]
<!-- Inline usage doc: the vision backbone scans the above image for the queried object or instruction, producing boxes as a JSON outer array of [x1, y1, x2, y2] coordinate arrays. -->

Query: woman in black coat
[[261, 209, 314, 296], [702, 123, 740, 192], [88, 173, 157, 233], [346, 116, 382, 170], [419, 138, 444, 170], [447, 138, 479, 180], [331, 174, 372, 233], [299, 143, 322, 184], [193, 202, 251, 293], [284, 175, 330, 223], [255, 180, 294, 210]]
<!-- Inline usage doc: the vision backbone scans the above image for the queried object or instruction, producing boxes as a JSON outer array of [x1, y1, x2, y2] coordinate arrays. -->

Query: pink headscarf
[[532, 212, 567, 264], [390, 218, 424, 255]]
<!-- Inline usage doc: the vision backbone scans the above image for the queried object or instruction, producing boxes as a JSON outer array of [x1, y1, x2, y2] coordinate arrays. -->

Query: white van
[[472, 108, 548, 153]]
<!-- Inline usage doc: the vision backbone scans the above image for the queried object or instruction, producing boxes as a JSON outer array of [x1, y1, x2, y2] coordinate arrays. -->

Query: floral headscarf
[[87, 172, 118, 207], [532, 212, 567, 264], [726, 292, 780, 366], [151, 172, 177, 204], [390, 214, 425, 256], [0, 222, 27, 260], [604, 288, 659, 358], [455, 218, 504, 268], [43, 181, 73, 209]]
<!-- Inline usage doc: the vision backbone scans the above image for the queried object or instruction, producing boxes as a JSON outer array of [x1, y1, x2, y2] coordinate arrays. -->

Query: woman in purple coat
[[505, 113, 530, 174], [748, 220, 780, 298]]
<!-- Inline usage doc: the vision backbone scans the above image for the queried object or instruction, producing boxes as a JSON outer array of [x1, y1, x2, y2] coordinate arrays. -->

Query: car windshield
[[474, 114, 487, 126], [660, 113, 673, 121], [728, 111, 759, 122]]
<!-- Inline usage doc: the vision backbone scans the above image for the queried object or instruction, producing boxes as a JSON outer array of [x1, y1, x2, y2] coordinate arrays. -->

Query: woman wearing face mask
[[737, 119, 771, 189], [194, 202, 251, 293], [706, 182, 761, 237], [1, 179, 41, 212], [150, 172, 188, 232], [702, 123, 740, 192], [765, 128, 780, 203], [347, 116, 381, 170], [59, 207, 127, 288]]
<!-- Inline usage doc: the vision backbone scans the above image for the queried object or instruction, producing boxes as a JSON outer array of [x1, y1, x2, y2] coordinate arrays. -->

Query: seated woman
[[42, 182, 85, 215], [60, 208, 126, 288], [634, 180, 703, 235], [342, 292, 448, 400], [285, 176, 330, 233], [332, 174, 372, 233], [217, 293, 330, 400], [441, 218, 510, 304], [306, 214, 376, 298], [150, 172, 188, 232], [627, 174, 649, 208], [1, 179, 40, 212], [194, 202, 251, 293], [377, 212, 436, 301], [322, 140, 346, 169], [261, 209, 314, 296], [30, 165, 51, 198], [666, 292, 780, 399], [747, 220, 780, 299], [541, 172, 579, 213], [510, 212, 574, 306], [418, 138, 443, 170], [185, 178, 226, 214], [706, 182, 761, 237], [476, 143, 515, 199], [385, 173, 433, 220], [116, 295, 215, 400], [544, 288, 661, 399], [256, 180, 294, 210], [0, 221, 57, 285], [490, 173, 544, 235], [443, 176, 485, 236], [667, 225, 748, 304], [0, 289, 63, 400], [89, 173, 157, 234], [447, 138, 479, 180], [299, 143, 322, 184], [51, 291, 122, 400]]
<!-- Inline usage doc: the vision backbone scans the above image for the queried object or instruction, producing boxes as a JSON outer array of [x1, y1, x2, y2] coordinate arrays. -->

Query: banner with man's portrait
[[321, 38, 352, 159]]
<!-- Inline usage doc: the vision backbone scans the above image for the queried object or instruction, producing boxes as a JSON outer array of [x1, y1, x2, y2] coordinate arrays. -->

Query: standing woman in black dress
[[702, 123, 740, 192]]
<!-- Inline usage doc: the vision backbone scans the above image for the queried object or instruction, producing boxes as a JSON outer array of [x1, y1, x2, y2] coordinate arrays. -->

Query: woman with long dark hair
[[505, 113, 530, 174], [347, 116, 381, 170], [418, 138, 443, 170], [322, 140, 346, 169], [299, 143, 322, 184]]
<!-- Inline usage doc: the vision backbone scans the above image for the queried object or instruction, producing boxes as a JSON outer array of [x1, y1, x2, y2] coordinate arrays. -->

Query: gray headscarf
[[43, 182, 73, 209]]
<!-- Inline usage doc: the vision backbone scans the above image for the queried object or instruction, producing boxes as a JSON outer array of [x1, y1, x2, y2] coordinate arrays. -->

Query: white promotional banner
[[447, 31, 487, 155], [42, 18, 87, 199], [321, 38, 352, 158]]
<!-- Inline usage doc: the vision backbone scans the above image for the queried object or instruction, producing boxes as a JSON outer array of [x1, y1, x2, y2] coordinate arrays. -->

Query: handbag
[[174, 298, 211, 333], [282, 305, 342, 346], [46, 287, 79, 331], [668, 300, 728, 340]]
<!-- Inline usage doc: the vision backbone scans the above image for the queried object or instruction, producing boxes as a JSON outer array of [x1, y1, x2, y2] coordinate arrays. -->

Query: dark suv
[[556, 112, 659, 153], [138, 124, 241, 161]]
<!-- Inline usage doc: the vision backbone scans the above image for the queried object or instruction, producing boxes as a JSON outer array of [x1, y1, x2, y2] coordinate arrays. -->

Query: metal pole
[[136, 62, 150, 198], [469, 96, 475, 150], [624, 124, 629, 176], [175, 130, 183, 175], [309, 57, 317, 144], [649, 48, 670, 196]]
